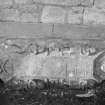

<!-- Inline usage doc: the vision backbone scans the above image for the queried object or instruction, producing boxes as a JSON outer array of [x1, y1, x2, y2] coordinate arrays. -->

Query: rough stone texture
[[0, 37, 101, 82], [1, 0, 105, 82], [0, 8, 20, 22], [67, 7, 83, 24], [0, 0, 104, 24], [83, 7, 105, 25], [20, 13, 38, 22], [80, 0, 93, 6], [0, 4, 43, 22], [95, 0, 105, 9], [18, 4, 43, 22], [33, 0, 94, 6], [14, 0, 33, 4], [33, 0, 81, 6], [18, 4, 43, 14], [41, 6, 66, 23], [0, 22, 105, 81], [0, 0, 13, 7]]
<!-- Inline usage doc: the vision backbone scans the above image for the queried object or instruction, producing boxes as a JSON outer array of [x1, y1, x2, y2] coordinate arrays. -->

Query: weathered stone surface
[[83, 7, 105, 25], [18, 4, 43, 14], [33, 0, 81, 6], [80, 0, 93, 6], [14, 0, 33, 4], [0, 0, 13, 6], [18, 4, 42, 22], [1, 22, 105, 40], [0, 38, 99, 82], [95, 0, 105, 9], [41, 6, 66, 23], [33, 0, 93, 6], [0, 4, 42, 23], [0, 22, 53, 38], [20, 13, 38, 22], [0, 9, 20, 22], [67, 7, 83, 24], [53, 24, 105, 41]]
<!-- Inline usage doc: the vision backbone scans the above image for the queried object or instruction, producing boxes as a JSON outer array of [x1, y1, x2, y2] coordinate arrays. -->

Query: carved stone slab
[[0, 22, 105, 85]]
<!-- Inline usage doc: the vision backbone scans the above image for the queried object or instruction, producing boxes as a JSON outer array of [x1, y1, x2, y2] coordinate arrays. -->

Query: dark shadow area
[[0, 79, 105, 105]]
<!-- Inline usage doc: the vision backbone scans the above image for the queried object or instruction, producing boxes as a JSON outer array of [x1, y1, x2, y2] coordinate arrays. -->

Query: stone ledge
[[53, 24, 105, 40], [0, 22, 105, 41], [33, 0, 93, 6], [0, 22, 53, 38]]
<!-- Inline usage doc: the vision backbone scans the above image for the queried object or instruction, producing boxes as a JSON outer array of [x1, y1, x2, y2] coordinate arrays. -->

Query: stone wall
[[0, 0, 105, 25], [0, 0, 105, 83]]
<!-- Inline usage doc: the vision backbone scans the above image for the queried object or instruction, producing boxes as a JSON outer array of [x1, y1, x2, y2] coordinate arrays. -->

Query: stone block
[[41, 6, 66, 23], [33, 0, 81, 6], [18, 4, 42, 14], [83, 7, 105, 24], [67, 7, 83, 24], [20, 13, 38, 22], [0, 8, 20, 22], [18, 4, 42, 22]]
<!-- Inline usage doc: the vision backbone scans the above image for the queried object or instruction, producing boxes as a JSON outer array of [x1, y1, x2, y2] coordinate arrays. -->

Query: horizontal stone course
[[0, 4, 42, 22], [0, 22, 105, 42], [0, 0, 104, 25], [0, 22, 53, 38], [14, 0, 33, 4], [33, 0, 81, 6], [0, 0, 94, 7], [33, 0, 93, 6], [53, 24, 105, 41]]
